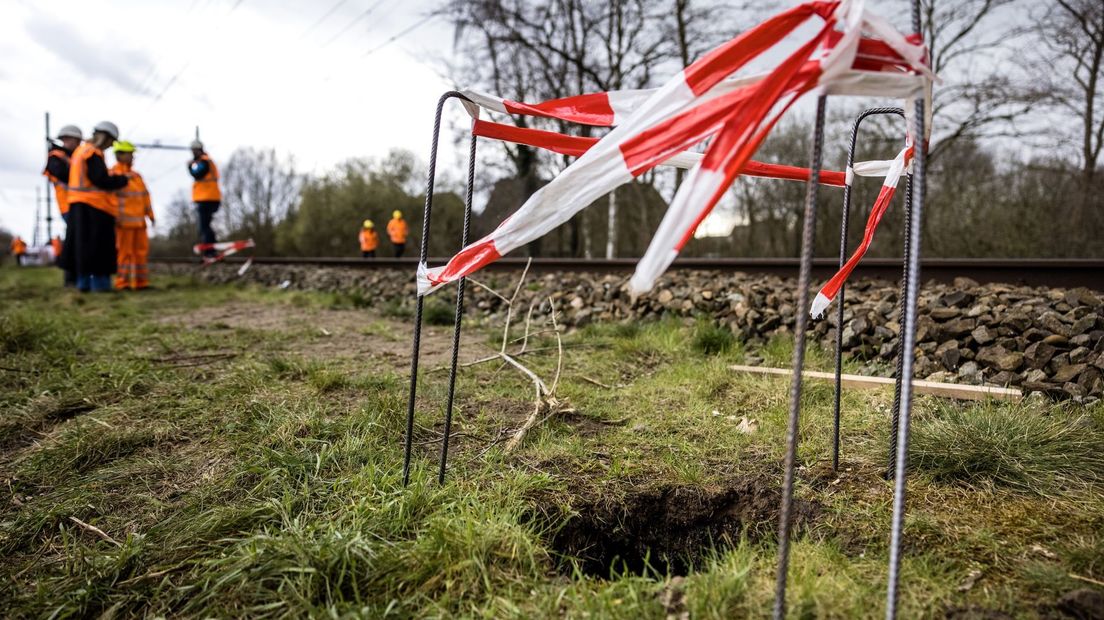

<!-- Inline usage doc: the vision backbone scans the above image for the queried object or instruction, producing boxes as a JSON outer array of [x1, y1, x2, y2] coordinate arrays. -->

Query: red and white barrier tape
[[193, 239, 255, 266], [811, 143, 913, 318], [418, 0, 934, 297], [470, 119, 849, 185]]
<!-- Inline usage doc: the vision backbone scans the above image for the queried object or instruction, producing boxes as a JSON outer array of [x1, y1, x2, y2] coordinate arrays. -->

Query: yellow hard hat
[[392, 210, 402, 219], [113, 140, 136, 153], [363, 219, 374, 228]]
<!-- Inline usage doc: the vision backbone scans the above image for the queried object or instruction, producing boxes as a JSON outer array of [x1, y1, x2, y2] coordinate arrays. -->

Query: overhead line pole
[[44, 112, 53, 240]]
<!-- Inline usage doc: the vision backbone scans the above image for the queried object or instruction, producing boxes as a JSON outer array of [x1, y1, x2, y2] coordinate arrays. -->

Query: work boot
[[76, 274, 92, 293], [91, 275, 114, 292]]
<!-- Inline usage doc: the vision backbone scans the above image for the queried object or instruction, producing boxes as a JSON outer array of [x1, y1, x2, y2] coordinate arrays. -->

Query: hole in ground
[[548, 477, 820, 577]]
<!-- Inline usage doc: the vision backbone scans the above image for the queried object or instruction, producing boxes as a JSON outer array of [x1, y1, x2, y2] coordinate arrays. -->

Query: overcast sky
[[0, 0, 464, 241]]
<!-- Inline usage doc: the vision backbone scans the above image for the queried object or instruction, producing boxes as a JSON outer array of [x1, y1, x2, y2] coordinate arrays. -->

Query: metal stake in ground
[[886, 0, 929, 614], [773, 95, 827, 620], [887, 173, 913, 479], [403, 91, 465, 486], [438, 131, 478, 484], [832, 107, 905, 473]]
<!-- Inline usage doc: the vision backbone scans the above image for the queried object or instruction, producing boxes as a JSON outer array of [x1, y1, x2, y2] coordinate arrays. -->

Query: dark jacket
[[85, 152, 128, 191], [44, 146, 73, 181]]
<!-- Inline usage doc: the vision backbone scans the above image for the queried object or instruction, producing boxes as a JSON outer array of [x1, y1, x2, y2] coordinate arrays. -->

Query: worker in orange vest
[[386, 210, 409, 257], [44, 124, 81, 286], [189, 140, 221, 258], [60, 121, 129, 292], [359, 219, 379, 258], [111, 141, 155, 290], [10, 236, 27, 266], [50, 235, 62, 261]]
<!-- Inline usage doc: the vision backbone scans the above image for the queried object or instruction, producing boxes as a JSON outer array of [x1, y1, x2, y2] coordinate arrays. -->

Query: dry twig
[[68, 516, 121, 547], [1069, 573, 1104, 587]]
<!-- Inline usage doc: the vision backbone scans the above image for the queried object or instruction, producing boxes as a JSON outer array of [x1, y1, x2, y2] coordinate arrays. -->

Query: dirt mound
[[549, 477, 819, 577]]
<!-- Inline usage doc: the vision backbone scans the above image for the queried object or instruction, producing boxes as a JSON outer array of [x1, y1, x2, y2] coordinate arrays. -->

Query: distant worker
[[61, 121, 129, 292], [10, 236, 27, 266], [111, 141, 155, 290], [359, 219, 379, 258], [50, 235, 62, 261], [44, 124, 81, 286], [188, 140, 221, 257], [387, 210, 408, 257]]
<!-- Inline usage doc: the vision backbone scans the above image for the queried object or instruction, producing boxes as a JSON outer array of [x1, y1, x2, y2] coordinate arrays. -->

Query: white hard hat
[[93, 121, 119, 140], [190, 140, 204, 150], [57, 125, 82, 140]]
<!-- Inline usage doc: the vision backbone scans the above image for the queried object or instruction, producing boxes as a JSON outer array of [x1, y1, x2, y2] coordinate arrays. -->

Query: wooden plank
[[729, 365, 1022, 401]]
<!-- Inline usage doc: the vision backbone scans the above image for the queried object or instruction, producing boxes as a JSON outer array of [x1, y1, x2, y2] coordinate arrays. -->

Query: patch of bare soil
[[548, 477, 820, 577], [159, 301, 458, 369]]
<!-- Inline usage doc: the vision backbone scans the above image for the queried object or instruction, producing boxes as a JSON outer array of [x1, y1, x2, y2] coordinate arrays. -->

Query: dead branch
[[1069, 573, 1104, 587], [519, 298, 539, 354], [467, 277, 510, 304], [500, 258, 533, 353], [504, 295, 567, 453], [499, 352, 550, 396], [440, 259, 571, 455], [581, 376, 616, 389], [68, 516, 121, 547], [548, 297, 563, 395], [152, 352, 238, 368]]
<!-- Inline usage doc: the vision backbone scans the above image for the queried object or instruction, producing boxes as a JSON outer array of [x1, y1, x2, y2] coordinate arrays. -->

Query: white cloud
[[0, 0, 466, 241]]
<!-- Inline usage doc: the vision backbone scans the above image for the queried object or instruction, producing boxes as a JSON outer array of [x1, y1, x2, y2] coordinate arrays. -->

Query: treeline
[[151, 149, 466, 258], [151, 0, 1102, 260], [150, 128, 1100, 260]]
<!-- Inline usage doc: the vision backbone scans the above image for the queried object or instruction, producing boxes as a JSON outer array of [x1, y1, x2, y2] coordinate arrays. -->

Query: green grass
[[691, 319, 737, 355], [910, 401, 1104, 495], [0, 265, 1101, 618]]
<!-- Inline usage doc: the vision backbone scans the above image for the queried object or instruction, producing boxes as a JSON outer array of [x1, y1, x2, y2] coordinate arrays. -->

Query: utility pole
[[605, 191, 617, 259], [44, 112, 53, 239], [33, 187, 42, 247]]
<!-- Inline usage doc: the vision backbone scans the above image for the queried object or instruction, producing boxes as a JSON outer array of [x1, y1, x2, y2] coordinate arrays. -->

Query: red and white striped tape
[[810, 143, 913, 318], [193, 239, 255, 265], [470, 119, 849, 185], [418, 0, 934, 297]]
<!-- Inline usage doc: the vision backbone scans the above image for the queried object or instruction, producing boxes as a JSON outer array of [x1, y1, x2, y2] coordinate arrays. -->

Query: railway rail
[[149, 256, 1103, 290]]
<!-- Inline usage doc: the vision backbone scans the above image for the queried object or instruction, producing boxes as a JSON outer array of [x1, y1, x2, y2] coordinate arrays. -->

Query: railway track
[[150, 256, 1103, 289]]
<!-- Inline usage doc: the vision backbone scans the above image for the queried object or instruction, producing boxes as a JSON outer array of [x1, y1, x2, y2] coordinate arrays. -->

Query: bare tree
[[443, 0, 723, 257], [221, 148, 300, 254], [913, 0, 1042, 162], [1037, 0, 1104, 185]]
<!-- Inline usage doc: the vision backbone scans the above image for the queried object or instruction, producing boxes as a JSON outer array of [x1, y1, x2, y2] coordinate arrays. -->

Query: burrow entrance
[[547, 477, 820, 577]]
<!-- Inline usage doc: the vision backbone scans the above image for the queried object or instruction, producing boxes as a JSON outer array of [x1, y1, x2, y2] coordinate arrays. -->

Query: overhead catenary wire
[[297, 0, 351, 40], [320, 0, 389, 49], [129, 0, 247, 135], [361, 14, 436, 57]]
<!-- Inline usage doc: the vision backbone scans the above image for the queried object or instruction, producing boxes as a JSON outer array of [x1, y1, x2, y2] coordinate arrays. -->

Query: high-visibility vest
[[11, 238, 26, 254], [111, 163, 153, 229], [68, 142, 117, 215], [387, 218, 408, 244], [50, 237, 62, 256], [359, 228, 379, 252], [43, 148, 71, 215], [191, 154, 222, 202]]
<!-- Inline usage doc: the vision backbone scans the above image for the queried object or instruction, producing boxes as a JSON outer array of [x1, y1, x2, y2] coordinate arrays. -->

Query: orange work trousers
[[115, 227, 150, 290]]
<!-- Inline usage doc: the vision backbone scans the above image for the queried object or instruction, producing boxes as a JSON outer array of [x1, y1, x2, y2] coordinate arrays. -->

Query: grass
[[691, 318, 737, 355], [0, 265, 1102, 618], [910, 400, 1104, 495]]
